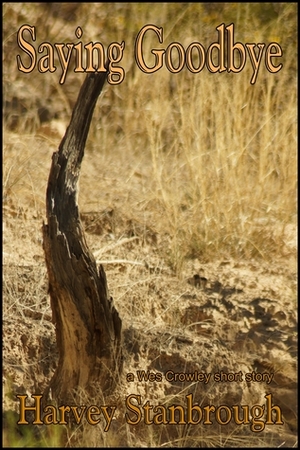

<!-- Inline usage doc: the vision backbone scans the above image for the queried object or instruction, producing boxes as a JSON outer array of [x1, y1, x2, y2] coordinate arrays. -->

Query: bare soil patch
[[3, 195, 297, 446]]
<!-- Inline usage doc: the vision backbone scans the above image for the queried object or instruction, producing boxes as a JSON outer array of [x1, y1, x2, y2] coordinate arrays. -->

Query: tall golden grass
[[5, 3, 296, 274]]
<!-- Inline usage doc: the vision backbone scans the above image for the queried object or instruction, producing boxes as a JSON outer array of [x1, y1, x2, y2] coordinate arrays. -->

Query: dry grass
[[3, 3, 297, 448], [3, 5, 297, 266]]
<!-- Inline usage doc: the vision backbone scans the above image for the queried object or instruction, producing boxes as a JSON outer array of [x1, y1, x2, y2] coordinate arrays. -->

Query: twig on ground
[[93, 236, 139, 258]]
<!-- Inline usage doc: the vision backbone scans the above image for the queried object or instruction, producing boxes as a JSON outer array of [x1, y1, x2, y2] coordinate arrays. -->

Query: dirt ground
[[3, 145, 297, 446]]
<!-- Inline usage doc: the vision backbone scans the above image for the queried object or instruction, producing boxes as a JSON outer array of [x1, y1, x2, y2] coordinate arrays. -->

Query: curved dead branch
[[42, 72, 122, 404]]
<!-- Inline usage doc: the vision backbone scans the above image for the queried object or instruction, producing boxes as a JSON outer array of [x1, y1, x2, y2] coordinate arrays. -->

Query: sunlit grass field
[[4, 3, 296, 273]]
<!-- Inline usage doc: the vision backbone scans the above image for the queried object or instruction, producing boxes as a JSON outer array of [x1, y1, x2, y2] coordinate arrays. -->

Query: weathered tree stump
[[42, 71, 122, 405]]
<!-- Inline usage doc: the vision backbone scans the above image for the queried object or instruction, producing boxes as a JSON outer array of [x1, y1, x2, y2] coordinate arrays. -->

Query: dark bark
[[42, 72, 122, 404]]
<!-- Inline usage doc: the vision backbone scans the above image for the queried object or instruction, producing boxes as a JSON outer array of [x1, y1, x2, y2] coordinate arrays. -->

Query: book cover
[[3, 3, 297, 447]]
